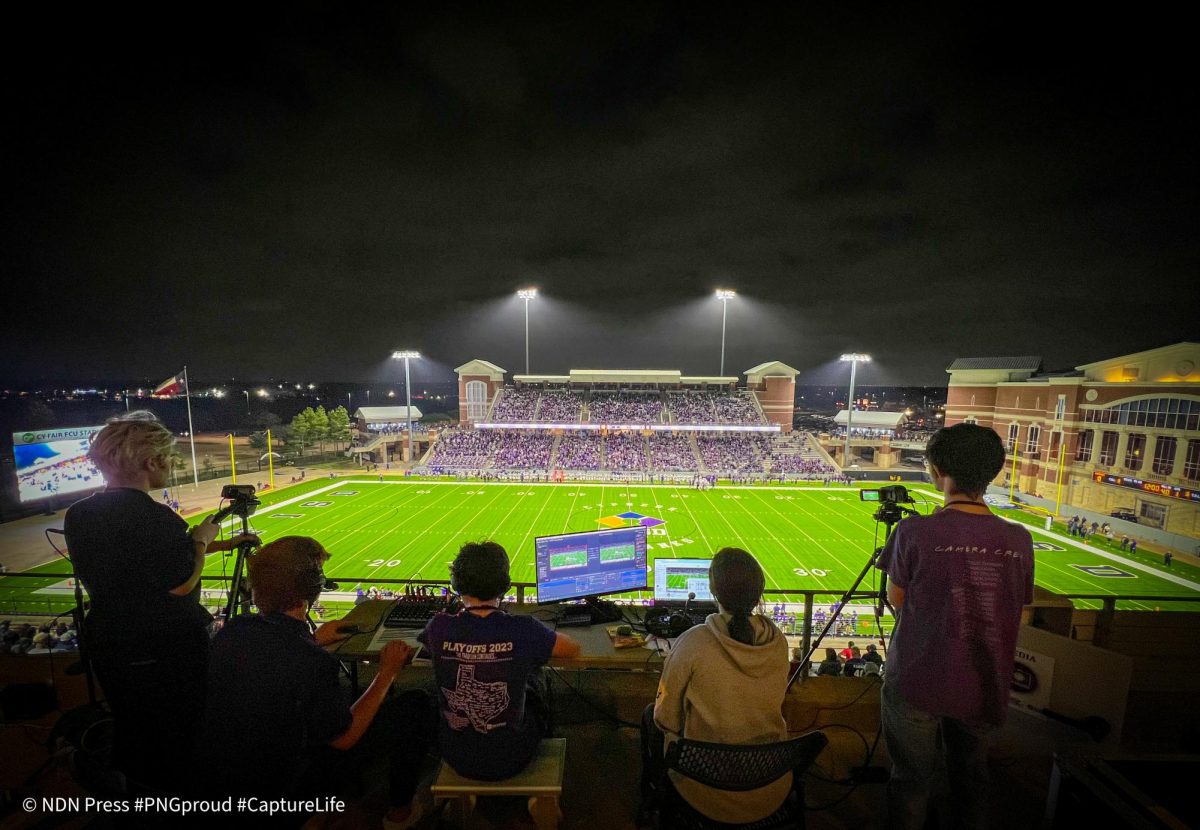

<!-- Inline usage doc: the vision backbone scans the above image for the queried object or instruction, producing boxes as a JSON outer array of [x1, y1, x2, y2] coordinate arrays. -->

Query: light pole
[[715, 289, 736, 376], [242, 390, 250, 415], [347, 392, 352, 410], [517, 288, 537, 375], [840, 353, 871, 469], [392, 350, 420, 464]]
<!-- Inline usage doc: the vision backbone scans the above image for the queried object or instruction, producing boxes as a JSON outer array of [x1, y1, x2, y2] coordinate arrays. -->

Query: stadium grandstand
[[416, 361, 841, 480]]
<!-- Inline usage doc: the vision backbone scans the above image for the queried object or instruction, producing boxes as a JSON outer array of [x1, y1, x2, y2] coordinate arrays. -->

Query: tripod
[[787, 499, 918, 690], [222, 510, 257, 620]]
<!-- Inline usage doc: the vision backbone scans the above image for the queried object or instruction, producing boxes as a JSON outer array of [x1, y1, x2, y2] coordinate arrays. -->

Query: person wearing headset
[[199, 536, 433, 830]]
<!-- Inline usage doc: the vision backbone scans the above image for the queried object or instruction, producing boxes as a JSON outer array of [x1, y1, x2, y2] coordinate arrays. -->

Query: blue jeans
[[881, 680, 993, 830]]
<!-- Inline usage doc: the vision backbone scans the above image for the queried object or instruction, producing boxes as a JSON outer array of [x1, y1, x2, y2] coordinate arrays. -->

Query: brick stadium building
[[945, 342, 1200, 536]]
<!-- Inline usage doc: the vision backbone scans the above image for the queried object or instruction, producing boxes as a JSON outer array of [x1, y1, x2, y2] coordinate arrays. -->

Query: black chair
[[645, 731, 829, 830]]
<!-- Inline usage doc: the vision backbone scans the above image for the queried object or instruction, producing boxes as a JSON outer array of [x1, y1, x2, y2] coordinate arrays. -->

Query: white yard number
[[367, 559, 402, 568], [415, 489, 431, 494], [792, 567, 829, 577]]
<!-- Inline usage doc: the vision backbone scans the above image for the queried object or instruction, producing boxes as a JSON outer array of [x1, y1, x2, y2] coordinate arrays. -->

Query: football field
[[207, 478, 1200, 611], [3, 478, 1197, 614]]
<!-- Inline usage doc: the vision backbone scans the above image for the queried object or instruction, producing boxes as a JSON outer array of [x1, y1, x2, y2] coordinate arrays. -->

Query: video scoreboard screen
[[13, 426, 106, 503], [1091, 471, 1200, 503]]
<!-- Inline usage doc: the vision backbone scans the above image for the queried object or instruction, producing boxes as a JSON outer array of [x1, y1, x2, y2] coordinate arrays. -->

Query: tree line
[[249, 405, 353, 458]]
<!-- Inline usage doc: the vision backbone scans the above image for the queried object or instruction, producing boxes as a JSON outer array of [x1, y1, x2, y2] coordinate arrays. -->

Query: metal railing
[[4, 573, 1194, 660]]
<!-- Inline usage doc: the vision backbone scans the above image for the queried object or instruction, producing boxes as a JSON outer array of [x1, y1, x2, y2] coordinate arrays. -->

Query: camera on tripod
[[218, 484, 260, 520], [860, 484, 914, 525]]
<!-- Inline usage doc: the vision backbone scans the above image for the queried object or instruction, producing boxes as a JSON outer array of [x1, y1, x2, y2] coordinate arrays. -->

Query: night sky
[[4, 4, 1195, 388]]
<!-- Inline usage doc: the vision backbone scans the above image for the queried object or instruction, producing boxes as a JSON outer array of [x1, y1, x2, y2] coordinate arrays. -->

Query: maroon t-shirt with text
[[876, 509, 1034, 726]]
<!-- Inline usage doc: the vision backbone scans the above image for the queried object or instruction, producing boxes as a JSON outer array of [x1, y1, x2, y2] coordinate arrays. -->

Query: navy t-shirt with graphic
[[419, 611, 557, 780]]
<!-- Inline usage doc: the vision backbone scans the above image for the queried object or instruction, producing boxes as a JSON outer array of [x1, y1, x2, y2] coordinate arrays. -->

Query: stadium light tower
[[391, 350, 421, 464], [517, 288, 537, 375], [242, 390, 250, 414], [715, 289, 736, 376], [840, 353, 871, 469]]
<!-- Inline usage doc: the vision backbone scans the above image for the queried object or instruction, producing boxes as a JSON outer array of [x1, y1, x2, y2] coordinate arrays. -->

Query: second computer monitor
[[534, 525, 649, 604], [653, 558, 715, 603]]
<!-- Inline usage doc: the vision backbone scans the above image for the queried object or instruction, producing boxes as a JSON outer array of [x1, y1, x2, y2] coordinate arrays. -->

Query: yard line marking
[[397, 485, 517, 581], [689, 490, 783, 593]]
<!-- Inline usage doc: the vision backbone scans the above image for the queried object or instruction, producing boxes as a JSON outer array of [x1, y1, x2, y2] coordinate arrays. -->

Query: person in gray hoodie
[[641, 547, 791, 824]]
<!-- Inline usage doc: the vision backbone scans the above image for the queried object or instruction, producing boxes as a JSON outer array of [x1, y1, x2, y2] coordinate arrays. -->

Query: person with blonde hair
[[63, 411, 257, 793]]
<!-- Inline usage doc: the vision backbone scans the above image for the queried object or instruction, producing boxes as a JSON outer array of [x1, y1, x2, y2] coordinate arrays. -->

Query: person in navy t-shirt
[[876, 424, 1034, 830], [419, 541, 581, 780]]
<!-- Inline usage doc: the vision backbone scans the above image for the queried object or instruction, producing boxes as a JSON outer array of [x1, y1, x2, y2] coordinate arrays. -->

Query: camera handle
[[786, 507, 915, 691]]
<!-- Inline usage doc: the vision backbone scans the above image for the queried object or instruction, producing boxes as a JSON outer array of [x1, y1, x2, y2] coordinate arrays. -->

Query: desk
[[328, 600, 667, 689]]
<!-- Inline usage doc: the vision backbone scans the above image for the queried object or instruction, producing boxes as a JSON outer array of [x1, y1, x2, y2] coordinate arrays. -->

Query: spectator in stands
[[839, 640, 856, 661], [876, 424, 1034, 829], [200, 536, 433, 829], [863, 643, 883, 665], [63, 411, 258, 793], [817, 647, 842, 676], [842, 645, 865, 676], [420, 541, 580, 781], [642, 547, 790, 825]]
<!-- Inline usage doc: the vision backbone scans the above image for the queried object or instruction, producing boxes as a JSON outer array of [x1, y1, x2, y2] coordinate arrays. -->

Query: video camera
[[859, 484, 915, 525], [859, 485, 913, 504], [212, 484, 260, 523]]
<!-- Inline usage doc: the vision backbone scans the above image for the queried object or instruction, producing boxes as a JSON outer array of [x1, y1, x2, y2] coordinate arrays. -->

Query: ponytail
[[726, 609, 756, 645], [710, 547, 766, 646]]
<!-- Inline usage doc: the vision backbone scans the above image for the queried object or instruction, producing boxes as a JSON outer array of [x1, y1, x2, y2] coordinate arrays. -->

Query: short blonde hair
[[88, 411, 176, 480]]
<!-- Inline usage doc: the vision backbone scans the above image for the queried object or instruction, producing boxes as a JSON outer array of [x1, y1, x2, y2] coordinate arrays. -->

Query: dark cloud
[[2, 4, 1195, 386]]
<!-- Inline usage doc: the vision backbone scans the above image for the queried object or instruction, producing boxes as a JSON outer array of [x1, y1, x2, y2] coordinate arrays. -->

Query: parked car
[[1109, 508, 1138, 523]]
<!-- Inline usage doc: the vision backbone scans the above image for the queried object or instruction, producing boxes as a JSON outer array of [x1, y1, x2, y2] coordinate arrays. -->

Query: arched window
[[466, 381, 488, 422]]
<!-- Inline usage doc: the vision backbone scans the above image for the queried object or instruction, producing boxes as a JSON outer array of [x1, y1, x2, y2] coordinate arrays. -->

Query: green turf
[[3, 478, 1197, 617]]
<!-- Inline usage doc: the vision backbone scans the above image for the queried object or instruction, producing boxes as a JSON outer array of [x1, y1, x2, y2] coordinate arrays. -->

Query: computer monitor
[[534, 525, 649, 604], [653, 558, 715, 603]]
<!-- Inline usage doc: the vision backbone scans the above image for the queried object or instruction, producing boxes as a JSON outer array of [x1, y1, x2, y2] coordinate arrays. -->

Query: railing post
[[1094, 597, 1117, 648], [801, 592, 814, 683], [516, 584, 525, 605]]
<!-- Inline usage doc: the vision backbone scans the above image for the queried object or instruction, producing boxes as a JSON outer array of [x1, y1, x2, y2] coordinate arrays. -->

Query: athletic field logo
[[597, 511, 665, 529], [1032, 542, 1065, 551], [1071, 564, 1135, 578]]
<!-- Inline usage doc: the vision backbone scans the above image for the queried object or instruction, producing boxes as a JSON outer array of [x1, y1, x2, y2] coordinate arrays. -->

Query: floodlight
[[715, 289, 736, 301], [517, 288, 538, 300], [391, 350, 421, 360], [840, 353, 872, 363]]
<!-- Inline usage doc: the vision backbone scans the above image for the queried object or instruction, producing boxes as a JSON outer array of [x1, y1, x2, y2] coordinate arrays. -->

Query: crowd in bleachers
[[695, 434, 769, 473], [713, 393, 762, 424], [427, 427, 501, 468], [535, 391, 582, 421], [0, 620, 79, 654], [555, 432, 602, 469], [648, 433, 700, 471], [587, 393, 664, 424], [493, 432, 554, 469], [426, 427, 851, 477], [606, 432, 649, 470], [490, 388, 540, 421]]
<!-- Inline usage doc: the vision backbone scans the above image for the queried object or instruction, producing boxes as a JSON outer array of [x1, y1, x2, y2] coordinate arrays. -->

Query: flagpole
[[267, 429, 276, 489], [184, 366, 199, 488]]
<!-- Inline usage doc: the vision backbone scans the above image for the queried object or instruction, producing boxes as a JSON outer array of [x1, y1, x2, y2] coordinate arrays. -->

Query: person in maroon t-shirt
[[876, 424, 1034, 830]]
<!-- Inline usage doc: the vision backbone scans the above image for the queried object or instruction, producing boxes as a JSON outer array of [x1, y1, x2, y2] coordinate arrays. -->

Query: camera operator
[[62, 412, 258, 793], [199, 536, 433, 829], [875, 424, 1034, 829]]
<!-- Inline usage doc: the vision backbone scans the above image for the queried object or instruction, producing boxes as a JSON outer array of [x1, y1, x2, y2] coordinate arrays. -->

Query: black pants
[[640, 703, 668, 804], [308, 689, 435, 808], [91, 634, 209, 794]]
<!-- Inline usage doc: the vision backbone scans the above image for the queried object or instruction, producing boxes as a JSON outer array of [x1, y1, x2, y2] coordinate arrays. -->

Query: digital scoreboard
[[1091, 471, 1200, 503]]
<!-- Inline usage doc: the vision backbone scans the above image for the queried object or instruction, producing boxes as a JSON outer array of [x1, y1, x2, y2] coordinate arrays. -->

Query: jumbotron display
[[13, 426, 105, 503]]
